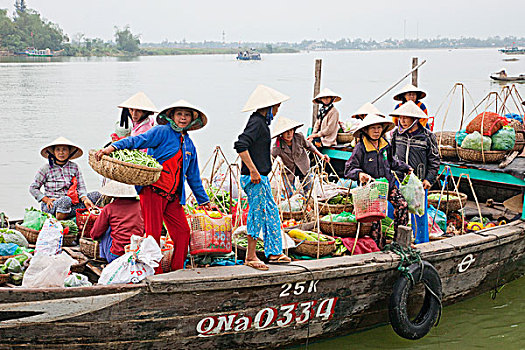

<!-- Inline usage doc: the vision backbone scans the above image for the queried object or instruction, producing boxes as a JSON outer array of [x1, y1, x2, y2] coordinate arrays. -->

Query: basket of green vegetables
[[427, 190, 467, 212], [89, 149, 163, 186], [318, 194, 353, 215], [320, 212, 372, 237]]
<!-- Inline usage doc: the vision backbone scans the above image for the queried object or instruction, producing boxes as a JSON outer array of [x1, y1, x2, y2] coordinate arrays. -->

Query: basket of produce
[[279, 194, 310, 220], [513, 132, 525, 152], [233, 234, 267, 262], [427, 191, 467, 212], [89, 149, 163, 186], [457, 147, 507, 163], [337, 132, 354, 144], [438, 145, 458, 160], [351, 179, 389, 223], [318, 194, 353, 215], [59, 220, 79, 243], [76, 207, 101, 237], [15, 223, 40, 244], [319, 213, 372, 237], [80, 238, 102, 260], [287, 229, 336, 257]]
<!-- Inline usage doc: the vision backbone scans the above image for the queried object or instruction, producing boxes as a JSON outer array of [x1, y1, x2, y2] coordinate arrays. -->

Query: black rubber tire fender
[[388, 260, 442, 340]]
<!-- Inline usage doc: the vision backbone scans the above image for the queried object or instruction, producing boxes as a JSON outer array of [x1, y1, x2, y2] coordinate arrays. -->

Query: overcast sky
[[1, 0, 524, 43]]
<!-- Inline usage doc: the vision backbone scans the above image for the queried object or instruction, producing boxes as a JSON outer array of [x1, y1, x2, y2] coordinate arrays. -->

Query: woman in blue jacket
[[345, 114, 411, 248], [96, 100, 210, 272]]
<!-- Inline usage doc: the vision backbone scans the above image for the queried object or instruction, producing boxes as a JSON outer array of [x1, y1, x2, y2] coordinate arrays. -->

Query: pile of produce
[[0, 252, 32, 286], [327, 194, 352, 205], [0, 228, 29, 248], [288, 229, 330, 242], [235, 235, 264, 252], [381, 217, 395, 240], [321, 211, 356, 223], [334, 238, 348, 256], [205, 187, 233, 213], [282, 219, 300, 228], [109, 149, 162, 169], [427, 193, 460, 201], [59, 220, 78, 236]]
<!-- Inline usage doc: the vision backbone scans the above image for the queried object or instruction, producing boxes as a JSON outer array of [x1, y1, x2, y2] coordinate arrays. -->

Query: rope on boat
[[290, 263, 316, 349], [384, 242, 443, 326]]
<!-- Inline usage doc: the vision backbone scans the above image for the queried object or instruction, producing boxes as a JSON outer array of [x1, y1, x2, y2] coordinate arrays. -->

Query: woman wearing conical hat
[[234, 85, 292, 270], [307, 88, 342, 147], [393, 83, 432, 129], [96, 99, 211, 273], [390, 101, 441, 244], [344, 115, 411, 248], [351, 102, 385, 121], [90, 181, 144, 263], [271, 117, 329, 196], [29, 137, 101, 220], [112, 92, 158, 142]]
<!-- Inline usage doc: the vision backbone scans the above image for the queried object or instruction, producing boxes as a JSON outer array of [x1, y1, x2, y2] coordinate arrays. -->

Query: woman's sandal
[[245, 259, 269, 271], [268, 254, 292, 264]]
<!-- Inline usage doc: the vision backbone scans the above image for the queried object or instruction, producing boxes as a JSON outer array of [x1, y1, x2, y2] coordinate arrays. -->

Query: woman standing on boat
[[234, 85, 292, 270], [112, 92, 158, 142], [307, 88, 342, 147], [95, 100, 211, 272], [271, 117, 329, 196], [30, 137, 101, 220], [345, 115, 411, 248], [391, 101, 441, 244]]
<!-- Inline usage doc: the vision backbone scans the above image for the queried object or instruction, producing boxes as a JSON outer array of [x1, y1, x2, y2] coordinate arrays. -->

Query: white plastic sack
[[399, 173, 426, 217], [98, 236, 162, 285], [98, 253, 155, 285], [34, 218, 63, 256], [22, 253, 76, 288], [64, 273, 92, 287], [278, 194, 305, 212]]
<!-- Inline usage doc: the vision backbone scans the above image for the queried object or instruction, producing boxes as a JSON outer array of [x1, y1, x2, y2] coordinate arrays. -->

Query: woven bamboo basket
[[80, 238, 103, 260], [337, 133, 354, 144], [508, 119, 524, 134], [281, 210, 305, 221], [319, 220, 372, 237], [457, 147, 507, 163], [435, 131, 457, 147], [428, 190, 468, 212], [0, 274, 8, 285], [513, 132, 525, 152], [70, 257, 89, 274], [88, 149, 162, 186], [291, 233, 335, 257], [15, 224, 40, 244], [318, 202, 353, 215], [439, 146, 458, 160], [62, 234, 77, 247]]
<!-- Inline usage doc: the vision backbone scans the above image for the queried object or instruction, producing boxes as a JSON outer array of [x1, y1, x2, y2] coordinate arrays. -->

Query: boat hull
[[490, 75, 525, 82], [1, 221, 525, 349]]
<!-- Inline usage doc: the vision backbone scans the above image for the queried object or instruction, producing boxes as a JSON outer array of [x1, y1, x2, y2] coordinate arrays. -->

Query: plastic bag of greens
[[5, 257, 22, 273], [461, 131, 492, 151], [399, 174, 425, 217], [428, 205, 447, 232], [491, 126, 515, 151], [455, 130, 468, 147], [21, 208, 49, 231], [64, 273, 92, 287]]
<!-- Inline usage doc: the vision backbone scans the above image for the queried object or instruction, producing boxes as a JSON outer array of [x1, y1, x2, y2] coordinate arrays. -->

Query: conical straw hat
[[40, 137, 83, 160], [352, 114, 394, 136], [242, 85, 290, 112], [351, 102, 385, 118], [389, 100, 429, 119], [313, 88, 342, 104], [393, 83, 427, 101], [156, 99, 208, 131], [99, 180, 138, 198], [271, 117, 304, 138], [118, 92, 158, 113]]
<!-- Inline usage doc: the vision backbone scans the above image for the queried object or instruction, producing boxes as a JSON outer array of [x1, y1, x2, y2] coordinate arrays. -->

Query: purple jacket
[[345, 137, 410, 191]]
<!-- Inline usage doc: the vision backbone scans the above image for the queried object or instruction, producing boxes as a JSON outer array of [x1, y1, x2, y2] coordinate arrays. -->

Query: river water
[[1, 48, 524, 347]]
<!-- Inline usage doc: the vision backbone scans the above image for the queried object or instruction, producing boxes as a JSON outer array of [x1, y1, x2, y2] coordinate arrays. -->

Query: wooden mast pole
[[411, 57, 418, 87], [312, 59, 322, 128]]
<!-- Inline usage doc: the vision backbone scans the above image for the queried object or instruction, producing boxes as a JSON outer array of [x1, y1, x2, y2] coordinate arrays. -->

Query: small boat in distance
[[236, 49, 261, 61], [19, 47, 53, 57], [490, 69, 525, 82], [499, 45, 525, 55]]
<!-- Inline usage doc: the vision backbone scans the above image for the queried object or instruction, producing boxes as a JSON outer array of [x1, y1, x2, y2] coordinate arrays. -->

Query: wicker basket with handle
[[457, 147, 507, 163], [88, 149, 162, 186]]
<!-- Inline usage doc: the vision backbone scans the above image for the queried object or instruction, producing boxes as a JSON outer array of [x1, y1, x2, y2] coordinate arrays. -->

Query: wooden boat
[[1, 216, 524, 348], [236, 49, 261, 61], [490, 74, 525, 82], [499, 46, 525, 55]]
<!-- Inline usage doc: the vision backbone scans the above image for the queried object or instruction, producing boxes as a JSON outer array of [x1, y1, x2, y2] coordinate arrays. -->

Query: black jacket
[[391, 124, 441, 185], [234, 112, 272, 176], [345, 137, 410, 191]]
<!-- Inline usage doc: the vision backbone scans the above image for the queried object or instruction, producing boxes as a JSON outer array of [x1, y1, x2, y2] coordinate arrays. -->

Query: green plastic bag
[[461, 131, 492, 151], [21, 208, 48, 231], [428, 205, 447, 232], [491, 126, 515, 151]]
